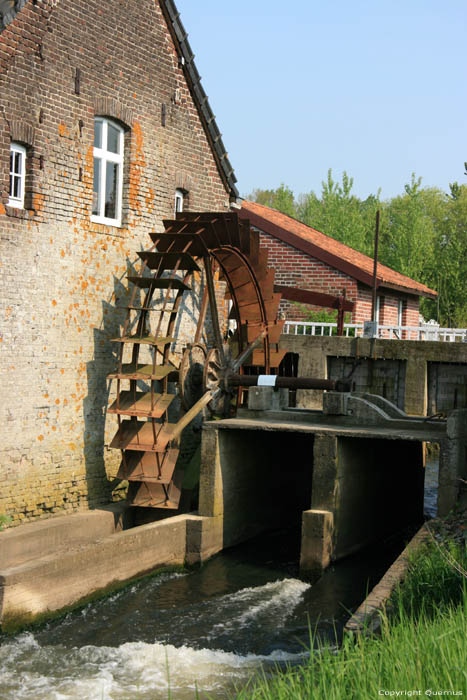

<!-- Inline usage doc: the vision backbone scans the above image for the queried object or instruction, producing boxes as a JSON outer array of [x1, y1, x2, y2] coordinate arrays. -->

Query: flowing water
[[0, 457, 439, 700], [0, 525, 412, 700]]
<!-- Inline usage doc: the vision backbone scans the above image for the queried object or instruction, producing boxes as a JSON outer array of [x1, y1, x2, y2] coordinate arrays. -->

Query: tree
[[246, 184, 296, 218], [248, 171, 467, 326], [430, 183, 467, 326], [297, 170, 380, 255]]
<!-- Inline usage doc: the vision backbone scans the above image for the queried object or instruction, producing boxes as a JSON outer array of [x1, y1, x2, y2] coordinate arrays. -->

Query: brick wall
[[0, 0, 230, 524], [354, 287, 420, 337], [255, 228, 422, 339], [257, 229, 358, 320]]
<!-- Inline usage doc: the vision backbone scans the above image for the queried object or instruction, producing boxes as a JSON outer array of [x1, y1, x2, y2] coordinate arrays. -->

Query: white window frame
[[397, 299, 404, 327], [175, 188, 184, 215], [376, 294, 384, 326], [91, 117, 124, 227], [8, 142, 26, 209]]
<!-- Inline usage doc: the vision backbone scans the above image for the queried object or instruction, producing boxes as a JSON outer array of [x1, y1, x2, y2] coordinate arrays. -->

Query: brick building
[[239, 200, 437, 328], [0, 0, 238, 523]]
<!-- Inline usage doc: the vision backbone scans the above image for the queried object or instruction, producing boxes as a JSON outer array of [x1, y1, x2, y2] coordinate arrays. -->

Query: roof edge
[[159, 0, 239, 201], [240, 206, 376, 289], [377, 281, 438, 301], [240, 204, 437, 300]]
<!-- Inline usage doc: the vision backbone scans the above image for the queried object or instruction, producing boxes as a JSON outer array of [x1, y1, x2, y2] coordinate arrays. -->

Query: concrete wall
[[428, 362, 467, 414], [300, 434, 424, 576], [199, 425, 314, 554], [439, 409, 467, 515], [0, 503, 225, 628], [328, 356, 406, 409], [281, 334, 467, 415], [0, 0, 231, 525], [197, 417, 427, 580], [0, 512, 187, 628]]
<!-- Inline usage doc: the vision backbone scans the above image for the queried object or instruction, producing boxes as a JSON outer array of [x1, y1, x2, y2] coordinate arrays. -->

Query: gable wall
[[0, 0, 230, 524], [256, 227, 421, 334], [256, 228, 358, 320]]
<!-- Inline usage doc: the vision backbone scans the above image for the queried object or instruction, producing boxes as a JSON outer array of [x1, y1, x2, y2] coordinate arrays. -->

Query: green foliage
[[297, 169, 381, 255], [232, 540, 467, 699], [0, 514, 12, 531], [247, 184, 296, 218], [248, 171, 467, 326], [233, 598, 467, 699], [395, 539, 467, 619], [293, 305, 338, 324]]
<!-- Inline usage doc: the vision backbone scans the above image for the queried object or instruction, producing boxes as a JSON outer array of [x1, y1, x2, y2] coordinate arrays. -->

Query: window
[[8, 143, 26, 209], [397, 299, 406, 327], [376, 295, 384, 323], [174, 188, 184, 215], [92, 118, 124, 226]]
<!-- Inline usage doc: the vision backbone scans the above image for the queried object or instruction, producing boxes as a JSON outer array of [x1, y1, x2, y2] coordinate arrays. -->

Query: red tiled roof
[[240, 200, 437, 299]]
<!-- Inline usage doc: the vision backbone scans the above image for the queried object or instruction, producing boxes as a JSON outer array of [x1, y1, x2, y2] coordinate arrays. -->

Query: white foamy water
[[0, 579, 310, 700], [212, 578, 311, 632]]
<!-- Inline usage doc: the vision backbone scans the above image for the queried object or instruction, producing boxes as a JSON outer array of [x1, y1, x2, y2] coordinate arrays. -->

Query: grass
[[0, 514, 12, 531], [232, 539, 467, 699]]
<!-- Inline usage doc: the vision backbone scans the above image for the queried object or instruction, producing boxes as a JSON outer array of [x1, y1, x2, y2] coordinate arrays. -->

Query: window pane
[[9, 151, 13, 174], [104, 161, 119, 219], [107, 123, 120, 154], [9, 174, 13, 198], [14, 151, 22, 175], [94, 120, 102, 148], [13, 175, 21, 199], [92, 157, 101, 216]]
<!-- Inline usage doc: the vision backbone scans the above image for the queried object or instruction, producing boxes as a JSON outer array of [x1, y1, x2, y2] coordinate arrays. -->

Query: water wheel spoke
[[231, 328, 268, 373], [203, 256, 225, 364]]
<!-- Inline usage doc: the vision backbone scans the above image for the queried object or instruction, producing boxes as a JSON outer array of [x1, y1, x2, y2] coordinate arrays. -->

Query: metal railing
[[283, 321, 467, 342]]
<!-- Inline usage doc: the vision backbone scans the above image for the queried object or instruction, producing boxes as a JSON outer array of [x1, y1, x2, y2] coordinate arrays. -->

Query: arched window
[[92, 117, 124, 226], [8, 142, 26, 209]]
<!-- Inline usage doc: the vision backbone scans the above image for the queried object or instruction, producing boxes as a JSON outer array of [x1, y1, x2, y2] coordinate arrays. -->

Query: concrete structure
[[345, 524, 430, 634], [2, 394, 465, 628], [280, 333, 467, 416], [197, 391, 465, 577], [239, 200, 437, 331], [0, 503, 219, 629], [0, 0, 237, 525]]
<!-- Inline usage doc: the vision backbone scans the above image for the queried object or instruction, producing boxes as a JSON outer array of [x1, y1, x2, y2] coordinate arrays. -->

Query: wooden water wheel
[[107, 212, 286, 509]]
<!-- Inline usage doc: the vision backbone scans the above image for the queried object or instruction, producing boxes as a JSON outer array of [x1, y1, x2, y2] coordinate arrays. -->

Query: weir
[[196, 390, 456, 577], [1, 388, 464, 629]]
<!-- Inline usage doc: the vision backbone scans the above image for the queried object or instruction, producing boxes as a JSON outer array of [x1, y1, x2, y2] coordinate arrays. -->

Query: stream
[[0, 458, 438, 699]]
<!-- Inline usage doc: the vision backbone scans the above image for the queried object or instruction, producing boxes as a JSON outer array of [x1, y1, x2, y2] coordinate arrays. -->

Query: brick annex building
[[240, 200, 437, 328], [0, 0, 238, 523]]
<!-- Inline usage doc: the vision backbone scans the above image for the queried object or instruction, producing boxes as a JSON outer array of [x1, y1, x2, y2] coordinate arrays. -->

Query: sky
[[175, 0, 466, 201]]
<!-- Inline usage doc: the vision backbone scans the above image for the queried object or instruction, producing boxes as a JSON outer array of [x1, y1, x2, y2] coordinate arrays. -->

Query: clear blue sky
[[175, 0, 466, 201]]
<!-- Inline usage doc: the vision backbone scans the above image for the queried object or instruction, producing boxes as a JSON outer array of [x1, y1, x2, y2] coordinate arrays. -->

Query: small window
[[376, 295, 384, 323], [397, 299, 403, 327], [8, 143, 26, 209], [91, 118, 124, 226], [174, 188, 184, 215]]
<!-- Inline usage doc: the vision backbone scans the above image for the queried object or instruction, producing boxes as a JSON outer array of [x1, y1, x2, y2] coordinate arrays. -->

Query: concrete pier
[[198, 411, 432, 577]]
